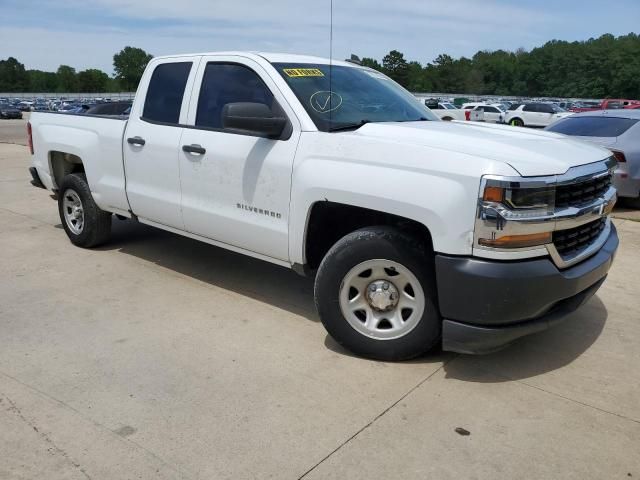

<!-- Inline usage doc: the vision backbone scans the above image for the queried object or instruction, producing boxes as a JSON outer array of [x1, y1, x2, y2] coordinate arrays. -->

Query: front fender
[[289, 156, 479, 264]]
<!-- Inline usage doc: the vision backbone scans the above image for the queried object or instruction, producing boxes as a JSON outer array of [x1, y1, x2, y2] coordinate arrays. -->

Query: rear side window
[[523, 104, 537, 112], [547, 116, 638, 137], [143, 62, 192, 124], [196, 63, 275, 129]]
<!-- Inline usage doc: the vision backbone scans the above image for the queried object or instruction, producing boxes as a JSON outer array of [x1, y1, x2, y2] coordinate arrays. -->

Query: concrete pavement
[[1, 140, 639, 479]]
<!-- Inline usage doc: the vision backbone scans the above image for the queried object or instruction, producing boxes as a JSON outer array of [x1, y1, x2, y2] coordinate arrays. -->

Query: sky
[[1, 0, 639, 74]]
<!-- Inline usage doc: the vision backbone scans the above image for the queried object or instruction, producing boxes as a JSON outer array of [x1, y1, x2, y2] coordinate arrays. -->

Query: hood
[[351, 121, 612, 176]]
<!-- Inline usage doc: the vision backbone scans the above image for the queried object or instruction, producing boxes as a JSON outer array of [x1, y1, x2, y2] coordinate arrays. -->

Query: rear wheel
[[314, 226, 441, 361], [58, 173, 112, 247], [510, 118, 524, 127]]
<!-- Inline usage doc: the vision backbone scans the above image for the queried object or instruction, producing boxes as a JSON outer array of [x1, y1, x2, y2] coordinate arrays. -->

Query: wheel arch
[[49, 150, 85, 190], [296, 200, 435, 273]]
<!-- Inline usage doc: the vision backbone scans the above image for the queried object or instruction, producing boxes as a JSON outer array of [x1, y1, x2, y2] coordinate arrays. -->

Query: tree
[[56, 65, 77, 92], [77, 69, 109, 93], [382, 50, 409, 87], [0, 57, 29, 92], [113, 46, 153, 91], [360, 57, 383, 71], [27, 70, 58, 92]]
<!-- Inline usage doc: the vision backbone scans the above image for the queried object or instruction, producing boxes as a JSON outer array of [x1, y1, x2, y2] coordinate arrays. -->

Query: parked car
[[468, 104, 505, 124], [0, 103, 23, 119], [28, 51, 618, 360], [16, 102, 33, 112], [423, 99, 477, 121], [505, 103, 573, 127], [85, 102, 132, 116], [58, 104, 90, 114], [570, 99, 640, 113], [546, 110, 640, 207]]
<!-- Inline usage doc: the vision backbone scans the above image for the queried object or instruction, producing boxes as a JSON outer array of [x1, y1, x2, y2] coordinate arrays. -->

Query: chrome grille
[[555, 174, 611, 209]]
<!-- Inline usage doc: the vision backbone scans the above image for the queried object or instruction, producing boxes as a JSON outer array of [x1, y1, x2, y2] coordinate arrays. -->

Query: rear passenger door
[[123, 58, 199, 229], [522, 103, 542, 126], [178, 56, 301, 262]]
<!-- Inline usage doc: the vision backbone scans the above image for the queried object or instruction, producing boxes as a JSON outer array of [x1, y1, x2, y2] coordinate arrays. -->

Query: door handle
[[182, 144, 206, 155], [127, 136, 146, 146]]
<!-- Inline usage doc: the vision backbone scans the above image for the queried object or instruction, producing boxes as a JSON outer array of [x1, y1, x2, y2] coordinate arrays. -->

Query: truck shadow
[[98, 218, 607, 375], [98, 218, 318, 322], [443, 296, 607, 382]]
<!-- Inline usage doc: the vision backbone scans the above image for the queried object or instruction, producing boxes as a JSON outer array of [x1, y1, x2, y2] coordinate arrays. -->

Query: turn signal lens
[[478, 232, 552, 249], [483, 186, 504, 202]]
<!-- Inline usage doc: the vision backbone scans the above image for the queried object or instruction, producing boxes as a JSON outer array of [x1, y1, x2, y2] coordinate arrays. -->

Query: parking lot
[[1, 120, 640, 479]]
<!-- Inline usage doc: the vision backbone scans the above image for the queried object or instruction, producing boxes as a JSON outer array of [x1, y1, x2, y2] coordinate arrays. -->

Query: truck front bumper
[[436, 224, 618, 354]]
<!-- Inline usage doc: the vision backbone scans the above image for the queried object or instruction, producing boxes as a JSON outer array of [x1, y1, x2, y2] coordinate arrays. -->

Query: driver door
[[178, 56, 301, 262]]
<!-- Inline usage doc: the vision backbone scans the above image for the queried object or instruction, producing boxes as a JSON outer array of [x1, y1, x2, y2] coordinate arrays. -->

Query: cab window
[[196, 63, 275, 129], [143, 62, 192, 124]]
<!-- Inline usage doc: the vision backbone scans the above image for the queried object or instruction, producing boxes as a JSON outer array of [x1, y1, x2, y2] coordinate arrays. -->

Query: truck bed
[[29, 111, 131, 216]]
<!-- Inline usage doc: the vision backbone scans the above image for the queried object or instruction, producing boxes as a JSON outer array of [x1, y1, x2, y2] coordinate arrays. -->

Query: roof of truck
[[152, 51, 356, 67]]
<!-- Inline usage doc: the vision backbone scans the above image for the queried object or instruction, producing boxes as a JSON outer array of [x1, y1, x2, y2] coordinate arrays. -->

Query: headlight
[[481, 183, 555, 217], [476, 181, 556, 249]]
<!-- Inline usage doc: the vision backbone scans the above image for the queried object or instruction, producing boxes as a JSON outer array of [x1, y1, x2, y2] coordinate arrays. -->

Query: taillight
[[611, 149, 626, 163], [27, 122, 34, 155], [465, 110, 471, 121]]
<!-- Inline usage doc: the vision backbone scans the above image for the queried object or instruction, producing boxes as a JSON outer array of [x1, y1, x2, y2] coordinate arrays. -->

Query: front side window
[[143, 62, 192, 124], [523, 104, 537, 112], [273, 63, 437, 131], [196, 63, 275, 129], [547, 116, 638, 137]]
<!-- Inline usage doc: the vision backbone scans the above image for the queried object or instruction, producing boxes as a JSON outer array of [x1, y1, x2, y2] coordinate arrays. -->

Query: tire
[[314, 226, 441, 361], [58, 173, 112, 248], [442, 116, 453, 121], [510, 118, 524, 127], [623, 196, 640, 209]]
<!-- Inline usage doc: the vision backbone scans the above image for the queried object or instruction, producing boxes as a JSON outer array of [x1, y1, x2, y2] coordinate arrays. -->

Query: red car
[[570, 99, 640, 112]]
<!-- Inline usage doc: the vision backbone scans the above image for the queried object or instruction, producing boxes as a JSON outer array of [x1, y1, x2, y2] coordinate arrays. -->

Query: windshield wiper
[[328, 120, 371, 132]]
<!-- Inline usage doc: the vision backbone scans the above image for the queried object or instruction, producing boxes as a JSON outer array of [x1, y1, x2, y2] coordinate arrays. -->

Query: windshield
[[551, 104, 566, 113], [272, 63, 437, 131], [441, 103, 457, 110]]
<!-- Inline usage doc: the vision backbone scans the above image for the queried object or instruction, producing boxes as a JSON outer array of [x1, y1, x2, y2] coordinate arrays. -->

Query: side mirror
[[222, 102, 287, 139]]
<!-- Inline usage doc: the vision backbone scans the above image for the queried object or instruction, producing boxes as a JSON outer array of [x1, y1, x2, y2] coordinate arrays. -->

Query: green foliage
[[0, 57, 29, 92], [77, 69, 109, 93], [360, 33, 640, 98], [0, 45, 153, 93], [113, 46, 153, 91], [1, 35, 638, 98], [27, 70, 58, 92], [382, 50, 410, 87], [56, 65, 77, 92]]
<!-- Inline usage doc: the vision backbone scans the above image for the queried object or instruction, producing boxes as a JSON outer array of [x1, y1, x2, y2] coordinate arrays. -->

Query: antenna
[[329, 0, 333, 126]]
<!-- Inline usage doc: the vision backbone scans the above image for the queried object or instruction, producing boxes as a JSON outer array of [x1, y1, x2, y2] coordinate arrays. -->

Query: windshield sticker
[[310, 91, 343, 113], [283, 68, 325, 78]]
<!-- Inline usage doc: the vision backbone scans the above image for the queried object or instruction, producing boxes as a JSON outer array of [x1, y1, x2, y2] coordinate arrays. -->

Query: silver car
[[546, 110, 640, 207]]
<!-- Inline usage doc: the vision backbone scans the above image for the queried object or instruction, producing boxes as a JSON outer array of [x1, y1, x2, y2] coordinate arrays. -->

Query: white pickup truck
[[28, 52, 619, 360]]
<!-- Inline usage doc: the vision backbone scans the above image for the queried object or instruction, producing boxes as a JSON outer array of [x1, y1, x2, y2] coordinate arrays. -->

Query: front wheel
[[58, 173, 112, 248], [314, 227, 441, 361]]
